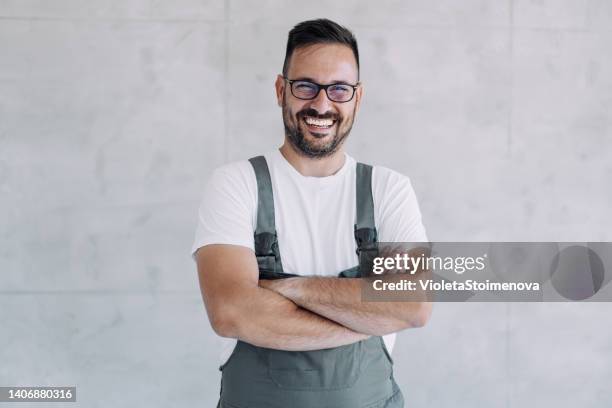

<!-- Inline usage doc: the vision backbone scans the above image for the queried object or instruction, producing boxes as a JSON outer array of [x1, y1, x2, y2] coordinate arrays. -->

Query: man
[[192, 18, 431, 408]]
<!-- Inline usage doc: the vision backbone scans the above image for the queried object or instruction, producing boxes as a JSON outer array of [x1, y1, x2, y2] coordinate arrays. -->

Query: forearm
[[262, 277, 431, 336], [219, 285, 370, 351]]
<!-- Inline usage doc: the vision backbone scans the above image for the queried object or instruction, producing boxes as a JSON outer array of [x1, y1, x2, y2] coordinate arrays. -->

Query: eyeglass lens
[[292, 81, 354, 102]]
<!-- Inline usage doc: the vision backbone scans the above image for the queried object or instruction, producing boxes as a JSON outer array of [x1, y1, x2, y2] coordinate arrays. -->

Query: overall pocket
[[266, 341, 364, 390]]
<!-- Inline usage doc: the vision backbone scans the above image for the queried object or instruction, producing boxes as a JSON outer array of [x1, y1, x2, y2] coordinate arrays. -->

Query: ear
[[354, 82, 364, 115], [275, 74, 285, 107]]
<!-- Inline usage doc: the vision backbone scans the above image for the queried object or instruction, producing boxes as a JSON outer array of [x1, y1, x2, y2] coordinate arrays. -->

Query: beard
[[282, 101, 356, 159]]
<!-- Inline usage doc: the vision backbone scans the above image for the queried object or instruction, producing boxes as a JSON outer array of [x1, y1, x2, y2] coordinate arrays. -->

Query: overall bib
[[216, 156, 404, 408]]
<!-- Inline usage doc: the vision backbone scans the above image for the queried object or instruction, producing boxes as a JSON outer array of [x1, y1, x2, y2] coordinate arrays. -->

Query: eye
[[329, 84, 351, 93], [295, 82, 315, 89], [293, 81, 318, 93], [328, 84, 353, 101], [291, 81, 319, 99]]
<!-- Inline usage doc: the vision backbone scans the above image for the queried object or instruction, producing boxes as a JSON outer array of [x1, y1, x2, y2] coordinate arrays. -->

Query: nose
[[309, 87, 333, 114]]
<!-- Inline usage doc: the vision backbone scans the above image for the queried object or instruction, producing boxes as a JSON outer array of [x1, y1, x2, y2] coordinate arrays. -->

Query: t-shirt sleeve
[[190, 162, 256, 260], [373, 166, 428, 242]]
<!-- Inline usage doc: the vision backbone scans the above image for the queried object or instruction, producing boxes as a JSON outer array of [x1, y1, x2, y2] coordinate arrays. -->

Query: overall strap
[[355, 163, 376, 231], [248, 156, 285, 277], [249, 156, 276, 235], [352, 162, 378, 277]]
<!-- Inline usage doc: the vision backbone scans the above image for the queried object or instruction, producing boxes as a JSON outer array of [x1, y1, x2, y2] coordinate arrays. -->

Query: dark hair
[[282, 19, 360, 79]]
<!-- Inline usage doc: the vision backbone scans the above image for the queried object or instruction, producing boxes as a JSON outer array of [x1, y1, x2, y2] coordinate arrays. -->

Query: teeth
[[304, 116, 334, 127]]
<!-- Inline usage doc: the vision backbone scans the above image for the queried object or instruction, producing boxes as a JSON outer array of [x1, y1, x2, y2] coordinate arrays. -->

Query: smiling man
[[192, 19, 431, 408]]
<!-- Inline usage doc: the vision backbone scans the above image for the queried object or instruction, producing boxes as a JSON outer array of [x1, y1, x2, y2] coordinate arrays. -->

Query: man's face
[[276, 43, 362, 158]]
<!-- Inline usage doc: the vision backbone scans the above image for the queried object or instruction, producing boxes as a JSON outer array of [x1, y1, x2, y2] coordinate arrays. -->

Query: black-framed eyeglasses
[[283, 76, 359, 103]]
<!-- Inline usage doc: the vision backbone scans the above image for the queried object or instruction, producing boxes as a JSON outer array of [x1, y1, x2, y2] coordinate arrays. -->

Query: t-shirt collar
[[273, 148, 351, 188]]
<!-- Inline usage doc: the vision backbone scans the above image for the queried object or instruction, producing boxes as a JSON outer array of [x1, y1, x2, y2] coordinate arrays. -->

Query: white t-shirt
[[191, 149, 428, 365]]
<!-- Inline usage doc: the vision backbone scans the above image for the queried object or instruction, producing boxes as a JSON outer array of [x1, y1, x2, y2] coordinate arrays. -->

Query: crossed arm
[[259, 275, 431, 337], [196, 244, 431, 351]]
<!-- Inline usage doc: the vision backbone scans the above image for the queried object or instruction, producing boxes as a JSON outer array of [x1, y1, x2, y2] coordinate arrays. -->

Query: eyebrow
[[292, 76, 358, 85]]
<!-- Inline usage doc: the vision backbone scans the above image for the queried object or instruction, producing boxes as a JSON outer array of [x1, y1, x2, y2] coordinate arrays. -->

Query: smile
[[302, 116, 336, 129]]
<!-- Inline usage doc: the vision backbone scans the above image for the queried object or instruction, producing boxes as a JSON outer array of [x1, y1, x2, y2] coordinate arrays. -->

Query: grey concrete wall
[[1, 1, 611, 407]]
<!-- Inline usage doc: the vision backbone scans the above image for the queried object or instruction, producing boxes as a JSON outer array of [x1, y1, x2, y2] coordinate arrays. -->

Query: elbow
[[371, 302, 433, 336], [409, 302, 432, 328], [210, 315, 236, 338], [208, 306, 239, 338], [204, 285, 259, 339]]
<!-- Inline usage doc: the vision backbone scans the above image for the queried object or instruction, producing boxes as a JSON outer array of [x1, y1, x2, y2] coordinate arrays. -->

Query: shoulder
[[199, 158, 261, 215], [368, 163, 417, 199], [205, 158, 260, 197], [364, 162, 427, 242], [348, 156, 419, 205], [192, 158, 261, 254], [371, 164, 412, 185], [368, 163, 421, 214], [209, 159, 256, 184]]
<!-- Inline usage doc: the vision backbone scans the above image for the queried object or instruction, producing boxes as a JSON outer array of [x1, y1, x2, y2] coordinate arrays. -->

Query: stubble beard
[[282, 101, 356, 159]]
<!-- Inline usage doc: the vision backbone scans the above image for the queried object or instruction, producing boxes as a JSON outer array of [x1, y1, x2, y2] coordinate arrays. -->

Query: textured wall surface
[[1, 1, 611, 407]]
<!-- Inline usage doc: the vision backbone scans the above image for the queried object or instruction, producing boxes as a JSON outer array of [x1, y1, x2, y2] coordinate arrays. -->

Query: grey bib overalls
[[216, 156, 404, 408]]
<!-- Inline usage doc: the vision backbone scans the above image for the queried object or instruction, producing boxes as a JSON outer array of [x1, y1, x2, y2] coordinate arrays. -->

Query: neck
[[279, 142, 346, 177]]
